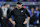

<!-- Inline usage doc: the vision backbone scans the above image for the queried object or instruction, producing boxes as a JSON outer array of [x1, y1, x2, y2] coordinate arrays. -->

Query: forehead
[[17, 4, 22, 5], [31, 8, 34, 9]]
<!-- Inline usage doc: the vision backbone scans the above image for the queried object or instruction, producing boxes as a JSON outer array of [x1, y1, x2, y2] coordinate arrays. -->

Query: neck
[[17, 7, 22, 10]]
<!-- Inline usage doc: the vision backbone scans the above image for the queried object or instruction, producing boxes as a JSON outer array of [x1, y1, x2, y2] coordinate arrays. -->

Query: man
[[33, 6, 39, 27], [30, 7, 38, 27], [35, 6, 39, 24], [8, 2, 30, 27], [30, 7, 34, 25], [1, 4, 10, 27]]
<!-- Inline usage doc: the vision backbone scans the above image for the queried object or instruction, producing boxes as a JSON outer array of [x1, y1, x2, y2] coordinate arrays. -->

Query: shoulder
[[22, 8, 27, 11], [20, 7, 25, 9]]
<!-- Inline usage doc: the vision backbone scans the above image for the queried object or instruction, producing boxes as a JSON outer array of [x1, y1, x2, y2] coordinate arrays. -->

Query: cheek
[[19, 5, 21, 6], [32, 9, 34, 11], [36, 9, 37, 10], [17, 5, 19, 7]]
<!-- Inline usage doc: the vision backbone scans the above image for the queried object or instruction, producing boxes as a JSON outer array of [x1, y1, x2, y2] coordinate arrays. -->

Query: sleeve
[[8, 10, 14, 18], [26, 9, 30, 17]]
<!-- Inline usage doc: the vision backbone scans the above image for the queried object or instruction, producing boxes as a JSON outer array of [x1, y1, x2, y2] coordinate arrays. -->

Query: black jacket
[[8, 8, 30, 24], [8, 8, 30, 27]]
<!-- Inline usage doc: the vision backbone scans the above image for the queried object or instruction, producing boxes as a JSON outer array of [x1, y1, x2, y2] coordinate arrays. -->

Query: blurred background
[[0, 0, 40, 27]]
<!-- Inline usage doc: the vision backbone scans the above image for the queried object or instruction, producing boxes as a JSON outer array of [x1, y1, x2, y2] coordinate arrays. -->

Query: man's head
[[11, 6, 14, 10], [16, 2, 22, 9], [3, 4, 7, 7], [7, 4, 10, 8], [35, 6, 38, 11], [31, 7, 34, 12]]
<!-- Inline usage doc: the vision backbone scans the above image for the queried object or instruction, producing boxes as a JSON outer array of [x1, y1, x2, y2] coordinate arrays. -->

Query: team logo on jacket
[[21, 10, 23, 12]]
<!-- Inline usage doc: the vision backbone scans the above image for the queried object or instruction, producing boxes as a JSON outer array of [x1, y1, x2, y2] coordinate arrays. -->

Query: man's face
[[11, 6, 14, 10], [17, 4, 22, 9], [36, 8, 38, 11], [7, 4, 10, 8], [5, 5, 7, 7], [31, 8, 34, 12]]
